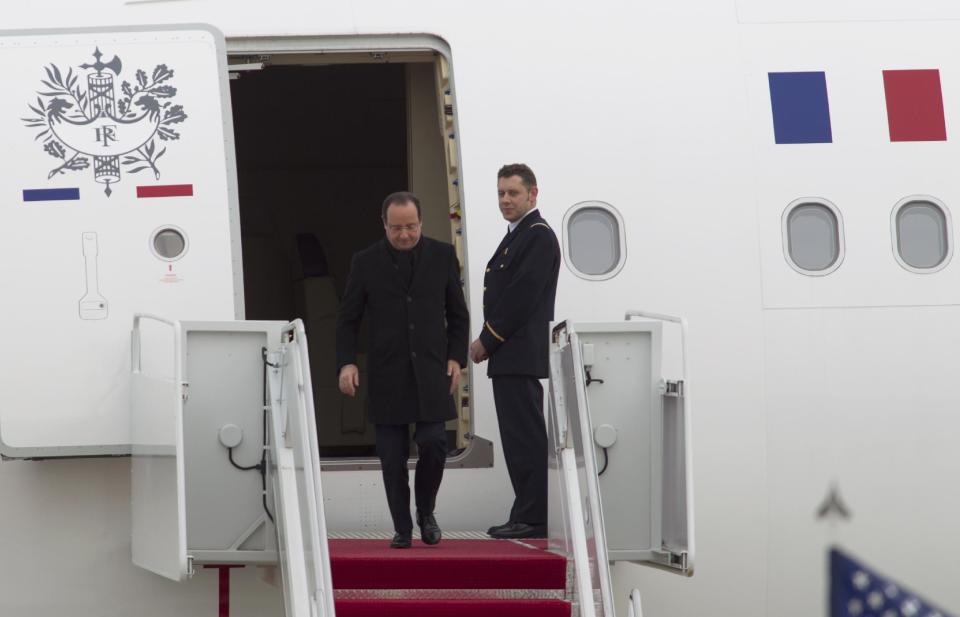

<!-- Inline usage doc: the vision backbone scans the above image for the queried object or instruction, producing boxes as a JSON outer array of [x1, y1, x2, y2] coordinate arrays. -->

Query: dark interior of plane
[[229, 61, 460, 458]]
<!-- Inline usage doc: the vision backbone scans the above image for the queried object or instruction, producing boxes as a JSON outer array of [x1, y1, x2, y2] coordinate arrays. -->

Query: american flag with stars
[[831, 548, 955, 617]]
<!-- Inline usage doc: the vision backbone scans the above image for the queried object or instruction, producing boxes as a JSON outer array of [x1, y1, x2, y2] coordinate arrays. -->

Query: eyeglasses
[[386, 223, 421, 233]]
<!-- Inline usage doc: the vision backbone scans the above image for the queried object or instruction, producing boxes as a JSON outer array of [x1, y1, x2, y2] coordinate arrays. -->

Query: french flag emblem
[[768, 69, 946, 143]]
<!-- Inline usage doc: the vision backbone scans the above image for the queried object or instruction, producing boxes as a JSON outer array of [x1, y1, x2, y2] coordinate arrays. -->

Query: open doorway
[[229, 52, 467, 459]]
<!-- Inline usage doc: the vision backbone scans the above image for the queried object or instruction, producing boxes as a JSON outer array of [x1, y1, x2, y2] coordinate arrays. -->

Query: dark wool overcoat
[[336, 236, 469, 424]]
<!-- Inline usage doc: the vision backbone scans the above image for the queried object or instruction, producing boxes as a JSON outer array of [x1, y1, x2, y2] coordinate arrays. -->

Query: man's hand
[[447, 359, 461, 394], [338, 364, 359, 397], [469, 338, 488, 364]]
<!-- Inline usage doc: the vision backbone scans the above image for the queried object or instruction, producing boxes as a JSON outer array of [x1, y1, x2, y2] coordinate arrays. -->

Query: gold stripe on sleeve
[[484, 322, 505, 342]]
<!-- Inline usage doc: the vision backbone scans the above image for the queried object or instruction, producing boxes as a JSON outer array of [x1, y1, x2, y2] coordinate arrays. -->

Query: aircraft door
[[0, 24, 240, 459]]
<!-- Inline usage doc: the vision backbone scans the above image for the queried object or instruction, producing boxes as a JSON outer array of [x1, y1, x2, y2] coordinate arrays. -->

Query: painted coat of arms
[[22, 48, 188, 196]]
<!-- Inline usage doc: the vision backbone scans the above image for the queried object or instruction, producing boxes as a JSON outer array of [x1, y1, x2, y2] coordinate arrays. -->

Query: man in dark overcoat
[[336, 191, 469, 548], [469, 163, 560, 539]]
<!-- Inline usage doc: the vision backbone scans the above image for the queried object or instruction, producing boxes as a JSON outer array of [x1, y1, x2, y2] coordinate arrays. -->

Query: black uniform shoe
[[417, 512, 442, 546], [487, 522, 546, 539], [486, 521, 514, 536], [390, 531, 412, 549]]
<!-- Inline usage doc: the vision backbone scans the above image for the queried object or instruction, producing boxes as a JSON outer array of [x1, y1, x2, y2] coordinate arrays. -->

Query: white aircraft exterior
[[0, 1, 958, 616]]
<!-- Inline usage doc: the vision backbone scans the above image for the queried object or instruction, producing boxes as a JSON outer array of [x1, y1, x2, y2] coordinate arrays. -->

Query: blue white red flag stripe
[[768, 71, 833, 144], [22, 188, 80, 201], [883, 69, 947, 142], [137, 184, 193, 198], [768, 69, 951, 144]]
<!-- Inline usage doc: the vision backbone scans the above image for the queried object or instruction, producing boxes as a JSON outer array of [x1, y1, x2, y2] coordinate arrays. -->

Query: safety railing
[[550, 320, 606, 617], [131, 313, 182, 376], [561, 448, 599, 617], [628, 588, 643, 617], [281, 319, 336, 617]]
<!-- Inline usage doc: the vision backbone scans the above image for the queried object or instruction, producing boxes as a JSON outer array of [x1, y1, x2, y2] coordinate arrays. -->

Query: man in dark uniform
[[337, 191, 469, 548], [469, 164, 561, 539]]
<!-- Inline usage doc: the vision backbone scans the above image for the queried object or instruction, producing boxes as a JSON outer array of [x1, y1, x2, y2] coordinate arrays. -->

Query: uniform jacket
[[479, 209, 561, 378], [336, 236, 470, 424]]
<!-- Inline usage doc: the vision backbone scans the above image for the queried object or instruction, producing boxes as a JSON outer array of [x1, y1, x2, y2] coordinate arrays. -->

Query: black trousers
[[376, 421, 447, 534], [492, 375, 547, 525]]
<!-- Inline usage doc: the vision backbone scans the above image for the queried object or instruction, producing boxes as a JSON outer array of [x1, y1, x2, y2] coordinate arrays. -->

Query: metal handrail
[[281, 319, 337, 617], [623, 310, 689, 383], [551, 325, 600, 617], [628, 589, 644, 617], [568, 331, 615, 614], [561, 448, 598, 617], [131, 313, 182, 377]]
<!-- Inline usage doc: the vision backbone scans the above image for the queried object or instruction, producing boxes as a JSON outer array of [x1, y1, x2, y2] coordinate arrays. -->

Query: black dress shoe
[[390, 531, 412, 549], [488, 522, 546, 539], [417, 512, 442, 546], [486, 521, 513, 536]]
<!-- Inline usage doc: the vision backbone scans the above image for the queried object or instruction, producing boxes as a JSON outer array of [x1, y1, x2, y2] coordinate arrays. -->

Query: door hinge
[[181, 382, 190, 403]]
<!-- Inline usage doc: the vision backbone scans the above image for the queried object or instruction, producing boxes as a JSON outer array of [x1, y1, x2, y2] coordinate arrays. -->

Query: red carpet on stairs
[[330, 539, 571, 616], [329, 539, 567, 589], [335, 598, 571, 617]]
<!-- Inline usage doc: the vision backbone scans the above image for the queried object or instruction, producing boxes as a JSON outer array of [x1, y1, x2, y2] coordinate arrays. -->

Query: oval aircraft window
[[562, 201, 626, 280], [892, 198, 952, 273], [151, 227, 188, 261], [782, 199, 844, 275]]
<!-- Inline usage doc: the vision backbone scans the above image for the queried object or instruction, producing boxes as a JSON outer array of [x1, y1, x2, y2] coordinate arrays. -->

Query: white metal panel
[[0, 25, 238, 455], [577, 328, 660, 559], [130, 314, 188, 582], [179, 321, 280, 563]]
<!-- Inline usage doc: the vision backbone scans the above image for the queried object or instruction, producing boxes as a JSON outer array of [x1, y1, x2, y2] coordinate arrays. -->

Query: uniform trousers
[[492, 375, 548, 525], [376, 421, 447, 534]]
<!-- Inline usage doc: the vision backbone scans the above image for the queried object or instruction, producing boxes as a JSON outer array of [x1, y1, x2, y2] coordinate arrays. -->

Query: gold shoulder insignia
[[531, 222, 551, 229]]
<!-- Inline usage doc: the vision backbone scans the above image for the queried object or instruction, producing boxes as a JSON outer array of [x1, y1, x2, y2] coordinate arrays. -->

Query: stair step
[[330, 539, 567, 590], [334, 598, 571, 617], [334, 588, 565, 601]]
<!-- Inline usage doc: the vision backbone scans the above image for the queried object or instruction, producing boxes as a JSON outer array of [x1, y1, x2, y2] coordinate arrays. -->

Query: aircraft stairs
[[128, 311, 693, 617], [329, 535, 569, 616]]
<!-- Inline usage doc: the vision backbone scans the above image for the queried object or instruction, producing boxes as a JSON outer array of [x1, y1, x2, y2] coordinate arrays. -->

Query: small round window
[[151, 226, 188, 261], [891, 197, 952, 273], [562, 201, 626, 280], [782, 199, 844, 276]]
